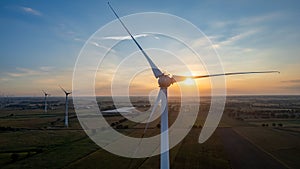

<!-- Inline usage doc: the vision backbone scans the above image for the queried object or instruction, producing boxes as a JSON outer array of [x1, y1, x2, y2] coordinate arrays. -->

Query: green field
[[0, 96, 300, 169]]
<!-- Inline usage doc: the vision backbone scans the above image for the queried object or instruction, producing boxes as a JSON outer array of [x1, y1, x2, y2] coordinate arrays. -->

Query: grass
[[234, 126, 300, 169], [0, 130, 86, 152], [2, 138, 99, 169], [64, 128, 230, 169], [171, 129, 230, 169]]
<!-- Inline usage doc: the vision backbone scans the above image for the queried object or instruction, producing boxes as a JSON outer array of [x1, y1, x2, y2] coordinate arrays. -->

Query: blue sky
[[0, 0, 299, 96]]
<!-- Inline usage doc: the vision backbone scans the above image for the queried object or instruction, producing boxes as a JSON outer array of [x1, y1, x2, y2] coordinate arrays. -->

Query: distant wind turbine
[[42, 90, 50, 113], [59, 86, 72, 127], [108, 2, 279, 169]]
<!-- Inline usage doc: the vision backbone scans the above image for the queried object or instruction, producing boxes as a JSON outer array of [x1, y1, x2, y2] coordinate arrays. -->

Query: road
[[218, 128, 288, 169]]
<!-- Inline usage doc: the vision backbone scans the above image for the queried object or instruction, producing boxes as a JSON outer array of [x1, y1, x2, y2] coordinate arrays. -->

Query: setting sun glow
[[183, 78, 194, 85]]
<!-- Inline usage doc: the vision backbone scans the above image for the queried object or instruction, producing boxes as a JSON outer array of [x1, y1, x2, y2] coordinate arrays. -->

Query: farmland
[[0, 96, 299, 169]]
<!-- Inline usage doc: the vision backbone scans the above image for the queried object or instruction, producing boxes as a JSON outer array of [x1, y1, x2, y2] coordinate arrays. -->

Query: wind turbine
[[108, 2, 279, 169], [59, 86, 72, 127], [42, 90, 50, 113]]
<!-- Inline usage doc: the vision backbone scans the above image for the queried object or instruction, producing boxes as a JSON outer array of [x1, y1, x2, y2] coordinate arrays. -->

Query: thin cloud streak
[[6, 67, 54, 78], [19, 6, 42, 16], [239, 12, 284, 26], [212, 29, 261, 49], [209, 12, 285, 29], [89, 41, 117, 53], [101, 33, 158, 41], [281, 79, 300, 83]]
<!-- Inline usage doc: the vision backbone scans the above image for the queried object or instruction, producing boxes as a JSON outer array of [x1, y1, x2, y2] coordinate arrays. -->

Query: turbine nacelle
[[42, 90, 50, 97], [59, 85, 72, 96], [158, 74, 174, 88]]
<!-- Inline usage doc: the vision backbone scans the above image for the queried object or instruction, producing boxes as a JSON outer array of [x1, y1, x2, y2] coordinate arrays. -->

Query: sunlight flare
[[183, 78, 194, 85]]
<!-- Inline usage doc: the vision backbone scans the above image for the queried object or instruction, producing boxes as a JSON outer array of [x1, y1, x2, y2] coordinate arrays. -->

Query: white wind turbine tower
[[108, 2, 279, 169], [59, 86, 72, 127], [42, 90, 50, 113]]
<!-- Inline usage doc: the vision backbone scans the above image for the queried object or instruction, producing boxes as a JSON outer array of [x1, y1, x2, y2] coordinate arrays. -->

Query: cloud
[[35, 78, 58, 85], [209, 12, 284, 29], [19, 6, 42, 16], [279, 84, 300, 92], [39, 66, 54, 72], [206, 12, 286, 49], [54, 23, 85, 42], [1, 66, 74, 96], [88, 41, 117, 53], [7, 68, 36, 77], [0, 78, 10, 82], [209, 20, 234, 29], [101, 33, 157, 41], [239, 12, 284, 26], [209, 29, 261, 49], [74, 37, 84, 42], [6, 67, 55, 77], [281, 79, 300, 83]]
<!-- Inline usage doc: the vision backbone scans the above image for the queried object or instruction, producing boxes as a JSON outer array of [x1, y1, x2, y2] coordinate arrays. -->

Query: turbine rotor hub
[[158, 75, 173, 88]]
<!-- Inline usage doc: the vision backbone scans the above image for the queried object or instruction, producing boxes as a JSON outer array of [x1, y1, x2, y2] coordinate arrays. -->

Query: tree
[[11, 153, 19, 162], [156, 124, 161, 128]]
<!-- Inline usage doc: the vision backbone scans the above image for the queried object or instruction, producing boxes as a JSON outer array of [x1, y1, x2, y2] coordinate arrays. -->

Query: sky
[[0, 0, 299, 96]]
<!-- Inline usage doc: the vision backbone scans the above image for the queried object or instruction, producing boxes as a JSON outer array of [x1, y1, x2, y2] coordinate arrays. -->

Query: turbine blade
[[59, 85, 67, 94], [42, 90, 46, 94], [108, 2, 163, 78], [172, 71, 280, 82], [143, 89, 162, 134], [132, 89, 165, 158]]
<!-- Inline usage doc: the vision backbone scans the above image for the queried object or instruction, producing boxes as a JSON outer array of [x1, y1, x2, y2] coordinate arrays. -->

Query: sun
[[183, 78, 194, 85]]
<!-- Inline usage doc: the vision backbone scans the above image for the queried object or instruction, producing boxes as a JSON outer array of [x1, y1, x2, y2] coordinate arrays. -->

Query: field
[[0, 96, 299, 169]]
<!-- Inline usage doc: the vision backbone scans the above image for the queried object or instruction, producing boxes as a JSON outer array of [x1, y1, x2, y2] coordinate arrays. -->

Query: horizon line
[[2, 94, 300, 98]]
